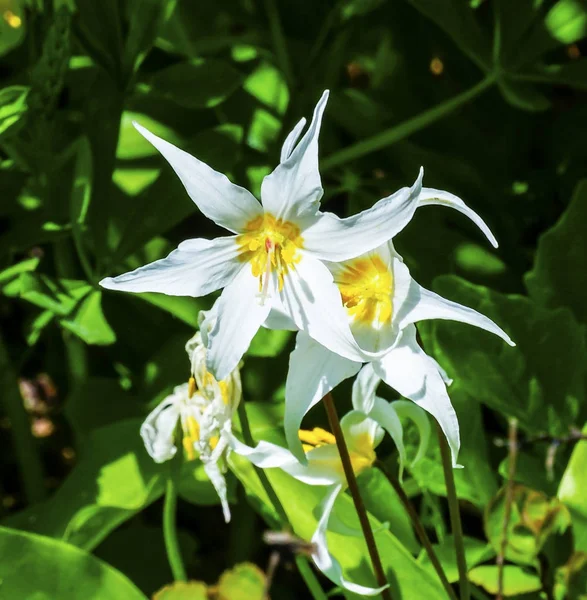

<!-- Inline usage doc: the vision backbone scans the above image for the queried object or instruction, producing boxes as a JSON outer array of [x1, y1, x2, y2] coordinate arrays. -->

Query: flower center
[[334, 255, 393, 326], [237, 213, 303, 302]]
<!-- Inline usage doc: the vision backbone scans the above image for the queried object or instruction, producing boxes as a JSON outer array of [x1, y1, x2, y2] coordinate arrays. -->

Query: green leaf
[[545, 0, 587, 45], [217, 563, 266, 600], [150, 59, 244, 109], [153, 581, 208, 600], [468, 565, 542, 596], [0, 526, 148, 599], [178, 460, 233, 507], [525, 179, 587, 325], [497, 78, 551, 112], [116, 112, 179, 160], [558, 425, 587, 551], [61, 290, 117, 345], [0, 257, 39, 288], [248, 327, 291, 358], [243, 62, 289, 114], [430, 276, 587, 435], [0, 85, 28, 138], [520, 59, 587, 90]]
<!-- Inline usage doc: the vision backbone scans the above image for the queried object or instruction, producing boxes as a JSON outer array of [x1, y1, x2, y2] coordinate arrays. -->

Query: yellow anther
[[188, 377, 196, 398], [298, 427, 337, 448], [209, 435, 219, 450], [182, 415, 200, 461]]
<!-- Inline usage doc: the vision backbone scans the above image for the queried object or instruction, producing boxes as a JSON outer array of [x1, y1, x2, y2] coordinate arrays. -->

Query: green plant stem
[[321, 75, 496, 171], [263, 0, 295, 88], [0, 333, 46, 504], [437, 424, 470, 600], [323, 393, 392, 599], [375, 460, 457, 600], [237, 401, 326, 600], [163, 477, 187, 582]]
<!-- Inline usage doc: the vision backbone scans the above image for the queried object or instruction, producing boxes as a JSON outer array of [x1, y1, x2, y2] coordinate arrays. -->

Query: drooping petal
[[285, 332, 361, 463], [133, 122, 262, 233], [280, 254, 370, 363], [340, 410, 384, 457], [140, 386, 183, 463], [351, 363, 381, 414], [100, 236, 242, 297], [392, 400, 431, 467], [418, 187, 498, 248], [302, 169, 423, 262], [393, 260, 515, 346], [372, 325, 461, 467], [367, 398, 407, 476], [203, 460, 231, 523], [206, 264, 272, 380], [260, 91, 328, 222], [312, 484, 389, 597], [280, 118, 306, 162]]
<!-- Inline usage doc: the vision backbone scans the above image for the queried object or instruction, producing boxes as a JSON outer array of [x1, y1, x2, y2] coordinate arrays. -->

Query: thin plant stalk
[[263, 0, 295, 88], [322, 393, 392, 599], [163, 476, 187, 582], [375, 460, 457, 600], [437, 424, 470, 600], [237, 401, 326, 600]]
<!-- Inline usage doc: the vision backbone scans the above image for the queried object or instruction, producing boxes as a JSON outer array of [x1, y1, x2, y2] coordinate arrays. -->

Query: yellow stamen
[[298, 427, 337, 447], [334, 255, 393, 326], [182, 416, 200, 461], [209, 435, 219, 450], [237, 213, 303, 301], [188, 376, 196, 398]]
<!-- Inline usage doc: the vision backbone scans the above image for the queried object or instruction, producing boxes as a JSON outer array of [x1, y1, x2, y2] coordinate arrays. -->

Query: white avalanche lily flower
[[227, 398, 429, 596], [285, 236, 515, 466], [140, 331, 241, 522], [99, 90, 489, 381]]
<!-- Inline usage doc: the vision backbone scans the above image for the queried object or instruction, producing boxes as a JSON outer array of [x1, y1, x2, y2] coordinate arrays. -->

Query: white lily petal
[[100, 236, 241, 297], [280, 117, 307, 162], [228, 432, 300, 469], [203, 460, 231, 523], [140, 387, 183, 463], [285, 332, 361, 463], [133, 122, 262, 233], [280, 254, 369, 363], [340, 410, 384, 454], [373, 326, 461, 467], [302, 168, 424, 262], [419, 187, 498, 248], [312, 484, 389, 596], [393, 260, 515, 346], [352, 363, 381, 414], [392, 400, 431, 467], [260, 91, 329, 222], [206, 265, 272, 380], [368, 397, 407, 477]]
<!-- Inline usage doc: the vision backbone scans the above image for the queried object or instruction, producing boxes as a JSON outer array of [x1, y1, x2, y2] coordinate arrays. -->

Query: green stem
[[263, 0, 295, 88], [321, 75, 496, 171], [375, 460, 457, 600], [0, 333, 46, 504], [237, 401, 326, 600], [437, 424, 469, 600], [163, 477, 187, 582], [323, 393, 392, 599]]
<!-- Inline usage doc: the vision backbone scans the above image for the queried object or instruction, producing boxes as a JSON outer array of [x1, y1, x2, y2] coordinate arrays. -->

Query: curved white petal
[[280, 118, 306, 162], [133, 122, 262, 233], [260, 91, 328, 222], [203, 460, 231, 523], [418, 187, 498, 248], [206, 265, 272, 380], [352, 363, 381, 414], [100, 236, 241, 297], [312, 484, 389, 597], [392, 400, 431, 467], [340, 410, 384, 455], [393, 260, 515, 346], [285, 332, 361, 463], [280, 254, 370, 363], [302, 168, 423, 262], [228, 432, 299, 469], [368, 398, 407, 476], [372, 326, 461, 467], [140, 387, 183, 463]]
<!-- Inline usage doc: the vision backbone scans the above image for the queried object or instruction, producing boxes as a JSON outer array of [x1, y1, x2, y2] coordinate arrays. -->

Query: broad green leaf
[[554, 551, 587, 599], [178, 460, 233, 507], [243, 62, 289, 114], [116, 112, 179, 160], [61, 290, 117, 345], [497, 78, 551, 112], [0, 526, 148, 600], [248, 327, 291, 358], [217, 563, 266, 600], [0, 257, 39, 287], [468, 565, 542, 596], [0, 85, 28, 138], [150, 59, 244, 109], [430, 276, 587, 435], [153, 581, 208, 600], [525, 180, 587, 325], [558, 425, 587, 551]]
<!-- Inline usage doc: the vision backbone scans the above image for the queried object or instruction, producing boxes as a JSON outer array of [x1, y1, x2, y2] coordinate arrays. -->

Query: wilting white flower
[[227, 384, 429, 596], [140, 331, 241, 522], [100, 90, 491, 381], [284, 237, 515, 466]]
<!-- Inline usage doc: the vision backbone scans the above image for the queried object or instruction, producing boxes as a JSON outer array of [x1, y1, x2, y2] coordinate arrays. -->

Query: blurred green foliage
[[1, 0, 587, 598]]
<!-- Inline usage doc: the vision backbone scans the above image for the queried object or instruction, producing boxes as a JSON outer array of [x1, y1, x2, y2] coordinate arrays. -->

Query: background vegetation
[[1, 0, 587, 598]]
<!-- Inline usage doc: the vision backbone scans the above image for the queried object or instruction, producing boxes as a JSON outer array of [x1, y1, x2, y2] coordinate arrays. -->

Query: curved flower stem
[[437, 424, 469, 600], [323, 393, 392, 599], [375, 460, 457, 600], [163, 477, 187, 582], [237, 401, 326, 600]]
